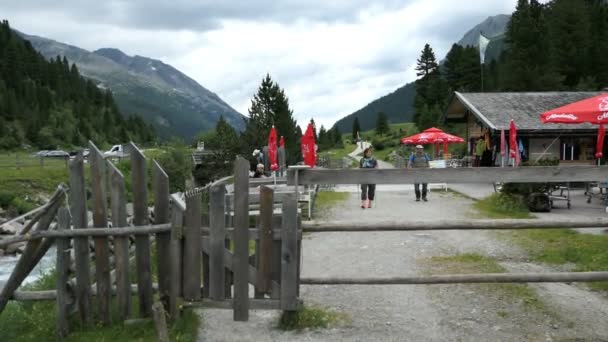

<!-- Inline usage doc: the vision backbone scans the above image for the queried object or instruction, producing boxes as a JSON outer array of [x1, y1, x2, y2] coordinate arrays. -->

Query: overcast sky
[[3, 0, 518, 129]]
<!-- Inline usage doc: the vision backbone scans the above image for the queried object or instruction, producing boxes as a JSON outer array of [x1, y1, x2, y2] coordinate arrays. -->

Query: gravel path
[[197, 188, 608, 341]]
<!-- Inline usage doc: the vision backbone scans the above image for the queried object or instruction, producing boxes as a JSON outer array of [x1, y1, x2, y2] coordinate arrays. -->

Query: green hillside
[[333, 82, 416, 133], [0, 20, 154, 149]]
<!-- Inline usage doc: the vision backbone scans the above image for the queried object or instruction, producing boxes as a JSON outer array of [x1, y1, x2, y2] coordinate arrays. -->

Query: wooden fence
[[287, 165, 608, 286], [0, 141, 302, 338]]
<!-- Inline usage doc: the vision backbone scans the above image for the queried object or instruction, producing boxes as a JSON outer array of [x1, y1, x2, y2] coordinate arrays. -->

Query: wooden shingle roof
[[447, 91, 605, 130]]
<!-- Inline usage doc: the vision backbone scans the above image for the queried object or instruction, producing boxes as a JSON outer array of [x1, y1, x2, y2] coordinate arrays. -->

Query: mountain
[[332, 14, 510, 133], [18, 32, 245, 140], [333, 82, 416, 134]]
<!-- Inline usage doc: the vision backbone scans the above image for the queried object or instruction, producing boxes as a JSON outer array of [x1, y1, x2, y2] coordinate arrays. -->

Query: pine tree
[[352, 117, 361, 140], [375, 112, 390, 135], [415, 44, 439, 78]]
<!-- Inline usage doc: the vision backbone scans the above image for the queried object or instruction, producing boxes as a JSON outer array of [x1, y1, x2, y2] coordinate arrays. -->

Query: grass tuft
[[473, 193, 532, 219], [278, 305, 347, 331]]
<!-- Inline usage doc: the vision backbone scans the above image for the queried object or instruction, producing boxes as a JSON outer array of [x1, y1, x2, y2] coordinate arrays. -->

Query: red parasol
[[541, 93, 608, 162], [509, 120, 520, 166], [540, 93, 608, 124], [279, 136, 285, 148], [596, 124, 605, 159], [301, 123, 317, 167], [401, 127, 464, 158], [268, 126, 278, 171]]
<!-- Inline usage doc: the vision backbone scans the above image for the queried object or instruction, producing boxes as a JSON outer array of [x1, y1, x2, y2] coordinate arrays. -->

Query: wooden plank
[[184, 299, 281, 310], [270, 215, 282, 300], [233, 157, 250, 321], [300, 271, 608, 285], [248, 177, 287, 187], [69, 153, 91, 325], [108, 161, 131, 320], [288, 165, 608, 185], [0, 190, 64, 314], [301, 218, 608, 232], [280, 193, 298, 311], [153, 161, 171, 310], [209, 185, 226, 300], [257, 186, 274, 294], [130, 142, 153, 317], [183, 192, 202, 301], [169, 202, 184, 319], [55, 208, 71, 338], [152, 302, 170, 342], [89, 141, 111, 325]]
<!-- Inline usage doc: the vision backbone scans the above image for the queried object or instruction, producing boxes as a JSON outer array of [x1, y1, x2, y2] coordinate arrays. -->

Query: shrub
[[0, 191, 15, 208], [372, 139, 385, 151]]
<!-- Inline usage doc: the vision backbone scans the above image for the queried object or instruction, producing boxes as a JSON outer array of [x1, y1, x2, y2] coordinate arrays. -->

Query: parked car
[[104, 144, 129, 158], [45, 150, 70, 158]]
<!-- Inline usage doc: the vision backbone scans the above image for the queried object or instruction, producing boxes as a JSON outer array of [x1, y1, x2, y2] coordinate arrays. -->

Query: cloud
[[2, 0, 518, 129]]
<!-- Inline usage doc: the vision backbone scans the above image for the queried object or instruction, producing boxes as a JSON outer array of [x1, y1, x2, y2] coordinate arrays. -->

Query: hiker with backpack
[[359, 147, 378, 208], [408, 145, 431, 202]]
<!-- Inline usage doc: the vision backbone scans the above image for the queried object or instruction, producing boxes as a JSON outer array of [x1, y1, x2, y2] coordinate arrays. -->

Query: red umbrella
[[596, 124, 605, 159], [541, 93, 608, 124], [509, 120, 520, 166], [268, 126, 278, 171], [279, 136, 285, 148], [541, 93, 608, 162], [301, 123, 317, 167], [401, 127, 464, 158]]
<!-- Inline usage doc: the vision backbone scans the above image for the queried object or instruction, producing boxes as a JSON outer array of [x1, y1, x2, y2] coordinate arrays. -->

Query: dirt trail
[[198, 189, 608, 341]]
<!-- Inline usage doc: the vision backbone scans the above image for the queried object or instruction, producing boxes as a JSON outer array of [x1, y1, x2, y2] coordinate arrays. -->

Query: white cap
[[415, 145, 424, 149]]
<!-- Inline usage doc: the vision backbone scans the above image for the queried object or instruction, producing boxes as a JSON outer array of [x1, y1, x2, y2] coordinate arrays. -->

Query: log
[[301, 218, 608, 232], [233, 157, 250, 321], [130, 142, 153, 317], [89, 141, 112, 325], [152, 302, 170, 342], [300, 271, 608, 285], [109, 160, 131, 320], [70, 153, 91, 325], [56, 208, 71, 337], [153, 161, 171, 311]]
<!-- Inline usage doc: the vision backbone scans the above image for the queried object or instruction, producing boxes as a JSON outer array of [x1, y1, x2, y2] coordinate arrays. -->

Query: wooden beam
[[69, 153, 91, 325], [288, 165, 608, 185], [280, 193, 298, 311], [183, 192, 202, 301], [89, 141, 112, 325], [108, 160, 131, 320], [257, 186, 273, 294], [183, 299, 281, 310], [233, 157, 250, 321], [130, 142, 153, 318], [301, 219, 608, 232], [153, 160, 171, 312], [209, 184, 226, 300], [55, 208, 71, 338], [168, 202, 184, 319], [300, 271, 608, 285]]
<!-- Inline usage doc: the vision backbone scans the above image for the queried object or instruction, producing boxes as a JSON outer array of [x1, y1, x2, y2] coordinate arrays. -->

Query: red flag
[[509, 120, 520, 166], [279, 136, 285, 148], [301, 123, 317, 167], [596, 124, 605, 159], [268, 126, 278, 171], [500, 129, 506, 157]]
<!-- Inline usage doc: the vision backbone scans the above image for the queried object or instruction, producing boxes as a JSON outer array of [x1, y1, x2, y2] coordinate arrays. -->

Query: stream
[[0, 247, 56, 290]]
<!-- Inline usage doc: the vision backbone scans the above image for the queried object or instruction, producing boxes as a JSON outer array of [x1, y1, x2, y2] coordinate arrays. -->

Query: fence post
[[69, 153, 91, 325], [257, 186, 274, 294], [262, 146, 270, 174], [233, 157, 250, 321], [169, 199, 184, 319], [278, 147, 286, 177], [56, 208, 71, 338], [281, 193, 298, 311], [183, 191, 202, 301], [108, 161, 131, 320], [209, 185, 226, 300], [130, 142, 153, 317], [153, 161, 171, 310], [89, 141, 112, 325]]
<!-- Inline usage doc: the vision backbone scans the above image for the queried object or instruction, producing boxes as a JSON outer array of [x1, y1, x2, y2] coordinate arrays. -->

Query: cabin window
[[559, 138, 594, 161]]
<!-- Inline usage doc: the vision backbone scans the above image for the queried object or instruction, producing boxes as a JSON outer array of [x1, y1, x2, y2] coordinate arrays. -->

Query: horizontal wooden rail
[[0, 224, 172, 248], [301, 219, 608, 232], [10, 283, 161, 302], [183, 299, 282, 310], [288, 165, 608, 185], [301, 271, 608, 285]]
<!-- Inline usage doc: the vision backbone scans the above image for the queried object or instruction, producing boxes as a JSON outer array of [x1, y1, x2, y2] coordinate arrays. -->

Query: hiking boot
[[422, 197, 428, 202], [415, 198, 420, 202]]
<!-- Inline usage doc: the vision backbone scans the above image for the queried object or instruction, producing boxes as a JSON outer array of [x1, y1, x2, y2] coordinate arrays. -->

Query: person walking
[[408, 145, 431, 202], [359, 147, 378, 208]]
